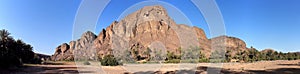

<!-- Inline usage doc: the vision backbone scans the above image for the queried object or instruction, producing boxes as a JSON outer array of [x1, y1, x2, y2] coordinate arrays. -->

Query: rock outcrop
[[209, 36, 248, 57], [52, 31, 97, 61], [51, 5, 249, 61], [210, 36, 247, 50], [51, 43, 71, 61], [261, 49, 276, 53]]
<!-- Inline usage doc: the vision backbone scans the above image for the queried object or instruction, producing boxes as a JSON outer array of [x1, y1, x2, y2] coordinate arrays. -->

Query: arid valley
[[2, 60, 299, 74], [1, 1, 300, 74]]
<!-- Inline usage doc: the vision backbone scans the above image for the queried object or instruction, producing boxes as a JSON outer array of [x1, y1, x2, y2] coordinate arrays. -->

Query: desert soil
[[1, 60, 299, 74]]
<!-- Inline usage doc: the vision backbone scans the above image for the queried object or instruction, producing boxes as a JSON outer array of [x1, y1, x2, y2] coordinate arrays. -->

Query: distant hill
[[35, 53, 51, 61]]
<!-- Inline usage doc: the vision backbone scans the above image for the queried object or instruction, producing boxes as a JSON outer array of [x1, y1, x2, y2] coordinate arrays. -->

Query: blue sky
[[0, 0, 299, 55]]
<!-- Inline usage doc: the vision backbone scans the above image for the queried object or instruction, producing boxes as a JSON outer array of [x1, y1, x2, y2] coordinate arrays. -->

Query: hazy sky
[[0, 0, 300, 55]]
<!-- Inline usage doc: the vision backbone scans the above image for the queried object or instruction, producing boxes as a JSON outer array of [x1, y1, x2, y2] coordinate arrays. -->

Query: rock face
[[51, 5, 249, 61], [52, 31, 97, 61], [210, 36, 247, 50], [110, 6, 180, 52], [209, 36, 248, 57], [261, 49, 276, 53], [51, 43, 71, 61]]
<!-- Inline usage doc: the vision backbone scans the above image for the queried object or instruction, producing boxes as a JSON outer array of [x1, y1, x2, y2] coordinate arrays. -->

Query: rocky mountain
[[51, 31, 97, 61], [51, 5, 249, 61]]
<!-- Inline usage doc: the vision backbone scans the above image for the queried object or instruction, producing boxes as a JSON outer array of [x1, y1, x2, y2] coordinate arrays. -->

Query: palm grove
[[0, 29, 41, 68], [101, 46, 300, 66], [163, 46, 300, 63]]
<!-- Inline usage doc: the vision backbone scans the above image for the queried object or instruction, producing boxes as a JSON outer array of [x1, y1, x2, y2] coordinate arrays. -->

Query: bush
[[165, 59, 180, 63], [83, 61, 91, 65], [199, 58, 209, 63], [144, 61, 160, 64], [181, 59, 198, 63], [29, 54, 42, 64], [100, 55, 119, 66], [30, 58, 42, 64], [166, 51, 181, 60]]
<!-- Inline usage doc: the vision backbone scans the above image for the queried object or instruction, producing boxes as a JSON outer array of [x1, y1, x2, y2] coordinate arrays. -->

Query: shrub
[[100, 55, 119, 66], [150, 49, 166, 62], [199, 58, 209, 63], [142, 61, 147, 64], [30, 57, 42, 64], [166, 51, 180, 60], [83, 61, 90, 65], [181, 47, 200, 60], [29, 54, 42, 64], [165, 59, 180, 63], [181, 59, 198, 63]]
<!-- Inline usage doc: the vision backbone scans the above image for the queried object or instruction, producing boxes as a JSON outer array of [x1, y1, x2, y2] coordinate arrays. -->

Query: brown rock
[[52, 5, 250, 61], [261, 49, 276, 53], [51, 31, 96, 61], [51, 43, 70, 61]]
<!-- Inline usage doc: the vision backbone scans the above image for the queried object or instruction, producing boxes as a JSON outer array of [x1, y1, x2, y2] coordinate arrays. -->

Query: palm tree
[[0, 29, 12, 55], [0, 29, 11, 42]]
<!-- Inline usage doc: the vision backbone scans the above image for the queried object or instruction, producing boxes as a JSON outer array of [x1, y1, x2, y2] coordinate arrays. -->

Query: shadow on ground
[[127, 66, 300, 74], [0, 65, 95, 74], [42, 62, 65, 65], [1, 62, 299, 74], [277, 63, 299, 66], [247, 68, 300, 74]]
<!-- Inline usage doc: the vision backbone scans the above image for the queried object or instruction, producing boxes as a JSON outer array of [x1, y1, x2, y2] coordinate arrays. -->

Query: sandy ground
[[1, 60, 299, 74]]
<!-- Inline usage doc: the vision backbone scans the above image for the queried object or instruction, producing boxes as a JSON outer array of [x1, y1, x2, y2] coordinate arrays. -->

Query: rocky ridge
[[51, 5, 249, 61]]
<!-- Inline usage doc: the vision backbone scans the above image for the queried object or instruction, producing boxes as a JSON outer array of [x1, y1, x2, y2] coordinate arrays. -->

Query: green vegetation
[[83, 61, 91, 65], [89, 45, 300, 65], [150, 49, 165, 62], [181, 47, 201, 60], [225, 50, 232, 62], [210, 50, 226, 63], [164, 47, 210, 63], [165, 50, 181, 63], [117, 49, 135, 64], [231, 47, 300, 63], [198, 58, 209, 63], [165, 59, 181, 63], [0, 29, 41, 68], [96, 46, 300, 65], [144, 47, 151, 60], [100, 55, 119, 66], [97, 45, 299, 66]]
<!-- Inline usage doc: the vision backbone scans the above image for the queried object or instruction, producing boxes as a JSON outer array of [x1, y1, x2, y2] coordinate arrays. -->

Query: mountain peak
[[141, 5, 167, 15], [51, 5, 248, 61], [120, 5, 175, 27]]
